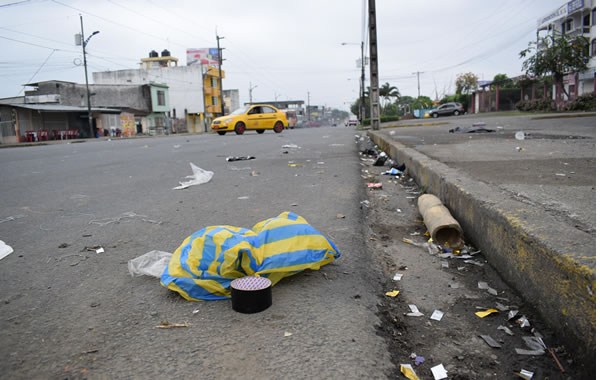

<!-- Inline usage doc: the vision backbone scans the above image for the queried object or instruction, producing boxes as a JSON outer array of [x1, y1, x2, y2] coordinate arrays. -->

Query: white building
[[93, 50, 224, 133], [536, 0, 596, 97]]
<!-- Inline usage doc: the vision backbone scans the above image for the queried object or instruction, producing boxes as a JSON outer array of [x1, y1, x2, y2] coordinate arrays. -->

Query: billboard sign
[[186, 48, 219, 66]]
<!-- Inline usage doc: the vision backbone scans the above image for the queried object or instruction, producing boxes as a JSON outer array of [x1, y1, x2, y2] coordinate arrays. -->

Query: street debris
[[226, 156, 255, 162], [374, 152, 387, 166], [449, 126, 494, 133], [0, 240, 14, 261], [430, 363, 448, 380], [281, 144, 300, 149], [288, 163, 302, 167], [400, 364, 419, 380], [284, 331, 293, 337], [237, 196, 250, 200], [385, 290, 400, 297], [158, 212, 340, 301], [367, 183, 383, 189], [410, 353, 425, 366], [250, 170, 260, 176], [382, 168, 402, 176], [128, 250, 172, 278], [173, 163, 214, 190], [0, 214, 26, 224], [464, 259, 484, 267], [418, 194, 464, 248], [156, 320, 189, 329], [336, 214, 345, 219], [515, 369, 535, 379], [407, 304, 424, 317], [430, 310, 444, 321], [515, 335, 545, 355], [497, 325, 514, 335], [360, 200, 370, 208], [477, 281, 498, 295], [480, 334, 502, 348], [516, 316, 531, 328], [393, 273, 403, 281], [515, 131, 526, 140]]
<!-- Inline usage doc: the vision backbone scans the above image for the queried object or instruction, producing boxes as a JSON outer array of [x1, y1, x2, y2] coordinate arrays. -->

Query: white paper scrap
[[393, 273, 403, 281], [430, 310, 444, 321], [407, 304, 424, 317], [96, 247, 105, 254], [517, 369, 534, 379], [431, 363, 448, 380], [0, 240, 14, 261]]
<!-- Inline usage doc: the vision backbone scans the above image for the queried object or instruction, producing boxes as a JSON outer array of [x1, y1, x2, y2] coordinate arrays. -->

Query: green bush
[[361, 115, 400, 126], [515, 98, 555, 112], [565, 93, 596, 111]]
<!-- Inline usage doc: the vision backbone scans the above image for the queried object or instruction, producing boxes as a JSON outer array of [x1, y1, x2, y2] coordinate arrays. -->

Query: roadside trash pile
[[356, 133, 565, 379], [129, 212, 340, 302]]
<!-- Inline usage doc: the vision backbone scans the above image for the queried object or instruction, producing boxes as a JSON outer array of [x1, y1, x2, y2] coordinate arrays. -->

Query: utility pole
[[78, 15, 99, 138], [307, 91, 311, 122], [412, 70, 424, 98], [249, 82, 258, 104], [216, 33, 225, 116], [368, 0, 380, 130], [360, 41, 365, 124]]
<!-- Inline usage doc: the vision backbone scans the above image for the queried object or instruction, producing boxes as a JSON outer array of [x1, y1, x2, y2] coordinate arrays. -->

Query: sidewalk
[[368, 112, 595, 368]]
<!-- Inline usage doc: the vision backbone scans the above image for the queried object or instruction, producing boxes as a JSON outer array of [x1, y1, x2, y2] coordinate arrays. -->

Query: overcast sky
[[1, 0, 567, 111]]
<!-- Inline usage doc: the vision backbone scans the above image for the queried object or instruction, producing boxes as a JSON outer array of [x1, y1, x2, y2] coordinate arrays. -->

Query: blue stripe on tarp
[[256, 223, 320, 246], [179, 227, 224, 279], [160, 274, 233, 300], [259, 248, 329, 270]]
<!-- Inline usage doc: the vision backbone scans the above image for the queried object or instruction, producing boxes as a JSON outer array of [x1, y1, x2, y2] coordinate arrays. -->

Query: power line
[[17, 49, 56, 95]]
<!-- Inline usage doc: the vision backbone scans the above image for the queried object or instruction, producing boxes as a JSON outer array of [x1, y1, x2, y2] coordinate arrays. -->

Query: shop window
[[211, 78, 218, 88], [212, 96, 218, 105], [157, 90, 165, 106]]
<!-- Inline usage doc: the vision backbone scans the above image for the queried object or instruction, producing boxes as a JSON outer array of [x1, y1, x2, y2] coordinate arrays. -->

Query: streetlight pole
[[249, 82, 258, 104], [79, 15, 99, 138], [341, 41, 365, 123], [216, 34, 225, 117]]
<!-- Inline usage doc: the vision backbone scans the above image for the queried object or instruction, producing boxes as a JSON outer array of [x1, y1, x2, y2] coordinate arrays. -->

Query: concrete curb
[[531, 112, 595, 120], [368, 130, 596, 368]]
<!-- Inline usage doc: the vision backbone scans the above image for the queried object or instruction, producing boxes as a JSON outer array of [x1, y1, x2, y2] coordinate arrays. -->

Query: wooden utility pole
[[412, 71, 424, 98], [368, 0, 380, 130]]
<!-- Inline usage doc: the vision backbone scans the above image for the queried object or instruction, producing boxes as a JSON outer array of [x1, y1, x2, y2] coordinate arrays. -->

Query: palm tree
[[379, 82, 400, 106]]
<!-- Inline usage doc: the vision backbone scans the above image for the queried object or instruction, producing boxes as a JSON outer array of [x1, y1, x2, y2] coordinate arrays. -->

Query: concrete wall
[[94, 66, 205, 116]]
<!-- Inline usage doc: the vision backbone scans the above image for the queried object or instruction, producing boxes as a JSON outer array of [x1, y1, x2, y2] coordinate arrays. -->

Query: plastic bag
[[160, 212, 340, 301], [128, 250, 172, 278], [173, 163, 214, 190]]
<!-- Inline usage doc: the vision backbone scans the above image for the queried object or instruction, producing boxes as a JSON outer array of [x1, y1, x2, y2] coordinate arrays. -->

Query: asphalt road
[[0, 127, 394, 379]]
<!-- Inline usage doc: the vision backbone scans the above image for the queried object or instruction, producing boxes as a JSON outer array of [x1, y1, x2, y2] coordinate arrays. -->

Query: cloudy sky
[[1, 0, 567, 111]]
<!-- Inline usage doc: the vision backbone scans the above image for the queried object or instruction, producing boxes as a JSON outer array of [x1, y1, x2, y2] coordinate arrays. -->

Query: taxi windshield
[[230, 106, 250, 116]]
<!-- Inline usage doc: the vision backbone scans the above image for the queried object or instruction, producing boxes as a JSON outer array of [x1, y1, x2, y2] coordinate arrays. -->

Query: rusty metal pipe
[[418, 194, 464, 249]]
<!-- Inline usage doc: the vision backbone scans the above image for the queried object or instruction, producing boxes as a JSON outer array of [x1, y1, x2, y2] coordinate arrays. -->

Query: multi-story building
[[536, 0, 596, 97], [93, 50, 225, 133], [223, 89, 240, 114]]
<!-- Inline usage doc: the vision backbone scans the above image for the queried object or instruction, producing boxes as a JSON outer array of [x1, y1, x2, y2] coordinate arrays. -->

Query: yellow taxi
[[211, 104, 288, 135]]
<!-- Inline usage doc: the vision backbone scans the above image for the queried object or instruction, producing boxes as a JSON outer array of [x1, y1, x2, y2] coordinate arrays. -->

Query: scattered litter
[[282, 144, 300, 149], [89, 211, 157, 226], [367, 183, 383, 189], [360, 200, 370, 207], [515, 336, 545, 355], [480, 335, 502, 348], [328, 143, 345, 147], [412, 354, 425, 366], [0, 214, 26, 224], [441, 261, 449, 268], [555, 173, 566, 176], [336, 214, 345, 219], [407, 304, 424, 317], [249, 171, 260, 177], [386, 290, 400, 297], [237, 196, 250, 200], [0, 240, 14, 261], [516, 316, 530, 328], [128, 250, 172, 278], [515, 131, 526, 140], [173, 144, 181, 148], [288, 164, 302, 167], [400, 364, 419, 380], [229, 166, 252, 171], [95, 247, 104, 254], [389, 130, 396, 135], [430, 363, 448, 380], [156, 320, 189, 329], [226, 156, 255, 162], [396, 209, 402, 213], [284, 331, 293, 337], [508, 310, 519, 320], [393, 273, 403, 281], [495, 302, 509, 311], [173, 163, 214, 190], [464, 260, 484, 267], [290, 203, 298, 207], [475, 309, 498, 318], [430, 310, 444, 321], [418, 194, 464, 249], [449, 126, 494, 133], [374, 152, 387, 166], [516, 147, 525, 152], [497, 325, 514, 335], [192, 309, 200, 314], [478, 281, 498, 295], [516, 369, 535, 379], [473, 122, 486, 127], [383, 168, 401, 176]]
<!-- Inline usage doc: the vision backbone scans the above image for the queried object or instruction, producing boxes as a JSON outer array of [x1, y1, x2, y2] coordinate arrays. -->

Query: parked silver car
[[428, 102, 466, 118]]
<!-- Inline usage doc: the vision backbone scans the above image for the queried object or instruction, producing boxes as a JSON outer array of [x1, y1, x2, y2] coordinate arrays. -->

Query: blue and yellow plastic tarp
[[160, 212, 340, 301]]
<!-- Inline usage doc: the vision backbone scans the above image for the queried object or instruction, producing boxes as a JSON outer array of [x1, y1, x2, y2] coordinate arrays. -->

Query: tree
[[395, 95, 414, 115], [492, 73, 514, 89], [379, 82, 400, 106], [412, 96, 433, 110], [455, 72, 478, 95], [350, 97, 370, 119], [520, 33, 590, 100]]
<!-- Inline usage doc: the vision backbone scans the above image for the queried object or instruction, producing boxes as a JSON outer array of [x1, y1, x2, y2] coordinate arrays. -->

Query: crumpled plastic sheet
[[128, 250, 172, 278], [160, 212, 340, 301], [173, 163, 214, 190], [0, 240, 14, 261]]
